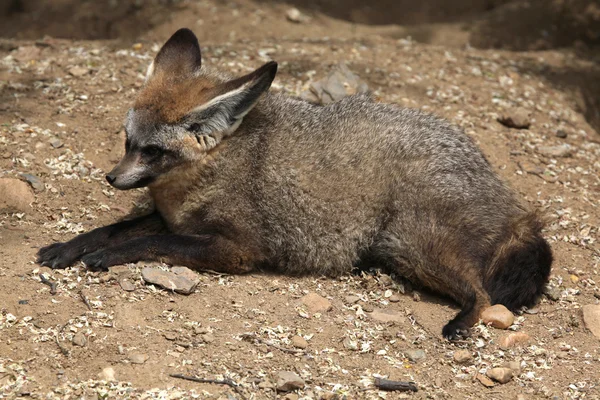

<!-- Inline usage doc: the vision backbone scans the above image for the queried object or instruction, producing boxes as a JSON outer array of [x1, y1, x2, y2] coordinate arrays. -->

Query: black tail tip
[[487, 235, 553, 310]]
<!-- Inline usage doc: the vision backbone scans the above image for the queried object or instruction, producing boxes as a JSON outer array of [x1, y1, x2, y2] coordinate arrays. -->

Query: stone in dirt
[[301, 63, 369, 105], [276, 371, 305, 392], [141, 267, 198, 295], [388, 294, 401, 302], [285, 7, 308, 23], [369, 308, 404, 324], [518, 160, 544, 176], [537, 144, 573, 158], [481, 304, 514, 329], [405, 349, 426, 362], [502, 361, 521, 374], [171, 266, 200, 283], [486, 367, 514, 384], [497, 108, 530, 129], [344, 295, 360, 304], [69, 66, 90, 77], [118, 278, 135, 292], [300, 293, 332, 313], [291, 335, 308, 349], [72, 332, 86, 347], [499, 332, 531, 349], [19, 174, 44, 192], [0, 178, 34, 213], [453, 349, 472, 364], [129, 353, 149, 364], [582, 304, 600, 339], [476, 373, 495, 388], [98, 367, 116, 382], [544, 285, 561, 301]]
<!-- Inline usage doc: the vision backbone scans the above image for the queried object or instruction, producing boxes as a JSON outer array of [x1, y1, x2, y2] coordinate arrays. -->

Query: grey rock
[[49, 137, 63, 148], [118, 278, 135, 292], [537, 144, 572, 158], [276, 371, 305, 392], [72, 332, 87, 347], [556, 129, 568, 138], [141, 267, 198, 294], [302, 63, 369, 105], [344, 295, 360, 304], [405, 349, 426, 362], [20, 173, 44, 192], [544, 285, 561, 301]]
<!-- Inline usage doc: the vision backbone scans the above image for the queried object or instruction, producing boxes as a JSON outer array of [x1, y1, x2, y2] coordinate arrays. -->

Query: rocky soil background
[[1, 0, 599, 399]]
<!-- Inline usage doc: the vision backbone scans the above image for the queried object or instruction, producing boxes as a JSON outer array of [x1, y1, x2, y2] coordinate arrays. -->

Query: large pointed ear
[[183, 61, 278, 150], [146, 28, 201, 81]]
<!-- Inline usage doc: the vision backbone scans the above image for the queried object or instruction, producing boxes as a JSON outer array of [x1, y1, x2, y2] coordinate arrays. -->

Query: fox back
[[106, 28, 552, 339]]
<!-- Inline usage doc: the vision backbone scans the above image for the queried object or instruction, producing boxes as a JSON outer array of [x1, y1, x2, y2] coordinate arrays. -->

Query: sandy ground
[[1, 0, 600, 399]]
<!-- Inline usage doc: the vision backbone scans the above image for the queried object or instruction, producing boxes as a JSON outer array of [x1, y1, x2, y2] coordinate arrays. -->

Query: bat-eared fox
[[38, 28, 552, 339]]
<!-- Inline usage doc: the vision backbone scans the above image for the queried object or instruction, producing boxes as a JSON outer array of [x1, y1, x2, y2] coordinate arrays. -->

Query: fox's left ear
[[184, 61, 278, 148], [146, 28, 202, 81]]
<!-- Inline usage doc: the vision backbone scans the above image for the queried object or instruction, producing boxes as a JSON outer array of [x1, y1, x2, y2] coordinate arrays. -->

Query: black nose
[[105, 174, 116, 184]]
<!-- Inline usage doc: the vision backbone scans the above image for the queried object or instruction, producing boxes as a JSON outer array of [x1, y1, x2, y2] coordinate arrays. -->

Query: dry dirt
[[1, 1, 600, 399]]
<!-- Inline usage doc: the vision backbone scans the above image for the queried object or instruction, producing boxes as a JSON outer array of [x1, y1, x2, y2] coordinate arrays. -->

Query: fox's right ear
[[145, 28, 201, 81], [183, 61, 278, 150]]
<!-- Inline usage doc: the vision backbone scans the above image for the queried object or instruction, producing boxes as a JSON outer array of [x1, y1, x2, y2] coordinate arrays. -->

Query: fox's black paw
[[442, 321, 471, 341], [37, 242, 82, 269], [81, 250, 113, 271]]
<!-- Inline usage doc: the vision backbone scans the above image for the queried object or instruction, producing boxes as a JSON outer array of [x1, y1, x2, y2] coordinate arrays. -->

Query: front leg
[[81, 234, 259, 273], [37, 212, 165, 269]]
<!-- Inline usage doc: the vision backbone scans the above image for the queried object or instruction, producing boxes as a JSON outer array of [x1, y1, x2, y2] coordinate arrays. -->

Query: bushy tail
[[484, 212, 553, 310]]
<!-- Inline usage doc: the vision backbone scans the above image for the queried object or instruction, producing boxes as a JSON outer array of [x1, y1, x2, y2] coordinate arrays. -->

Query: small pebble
[[453, 349, 472, 364], [129, 353, 149, 364], [486, 367, 513, 384], [118, 278, 135, 292], [276, 371, 304, 392], [72, 332, 87, 347], [98, 367, 116, 382], [49, 138, 63, 148], [498, 108, 530, 129], [291, 335, 308, 349], [344, 295, 360, 304], [544, 286, 561, 301], [481, 304, 514, 329], [476, 373, 495, 388], [369, 308, 404, 324], [405, 349, 426, 362], [502, 361, 521, 374], [300, 293, 332, 313], [388, 294, 401, 302], [499, 332, 531, 349]]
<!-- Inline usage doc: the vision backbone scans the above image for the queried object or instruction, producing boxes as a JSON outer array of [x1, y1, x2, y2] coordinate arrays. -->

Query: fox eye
[[188, 123, 202, 133], [142, 145, 161, 158]]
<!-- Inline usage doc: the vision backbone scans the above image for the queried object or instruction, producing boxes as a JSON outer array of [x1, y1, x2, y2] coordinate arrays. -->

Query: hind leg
[[372, 238, 490, 339], [413, 264, 491, 340], [438, 274, 491, 340]]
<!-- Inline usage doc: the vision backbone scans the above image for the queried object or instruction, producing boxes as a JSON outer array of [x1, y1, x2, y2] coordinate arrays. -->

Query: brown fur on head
[[105, 28, 278, 190]]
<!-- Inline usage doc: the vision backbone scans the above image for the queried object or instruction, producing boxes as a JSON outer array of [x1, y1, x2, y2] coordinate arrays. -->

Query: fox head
[[106, 28, 278, 190]]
